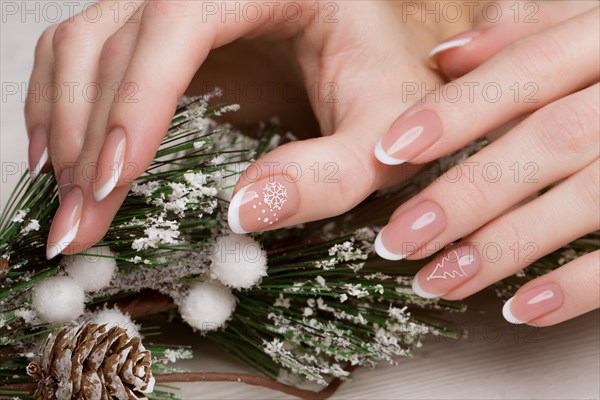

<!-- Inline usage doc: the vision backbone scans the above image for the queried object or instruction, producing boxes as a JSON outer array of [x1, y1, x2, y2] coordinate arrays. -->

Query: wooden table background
[[1, 3, 598, 399]]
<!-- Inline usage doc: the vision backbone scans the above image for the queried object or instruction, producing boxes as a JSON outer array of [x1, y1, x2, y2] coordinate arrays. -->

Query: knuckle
[[585, 256, 600, 292], [533, 99, 599, 155], [35, 24, 58, 60], [508, 34, 566, 80], [446, 165, 494, 218], [576, 163, 600, 222], [324, 137, 377, 214], [98, 35, 129, 73], [52, 18, 91, 52], [495, 217, 527, 259], [143, 0, 190, 19]]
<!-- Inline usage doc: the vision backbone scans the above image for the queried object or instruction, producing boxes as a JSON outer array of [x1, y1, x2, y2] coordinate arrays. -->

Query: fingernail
[[28, 126, 48, 180], [375, 110, 442, 165], [428, 30, 482, 68], [94, 127, 126, 202], [46, 186, 83, 260], [503, 283, 564, 325], [57, 167, 73, 203], [228, 176, 299, 234], [412, 244, 480, 299], [375, 201, 446, 260]]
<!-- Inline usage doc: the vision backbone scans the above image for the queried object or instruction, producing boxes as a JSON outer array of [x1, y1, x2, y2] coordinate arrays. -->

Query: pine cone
[[27, 323, 154, 400]]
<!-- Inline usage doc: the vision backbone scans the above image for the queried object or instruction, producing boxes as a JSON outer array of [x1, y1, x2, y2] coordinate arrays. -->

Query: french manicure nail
[[228, 176, 299, 234], [503, 283, 564, 324], [375, 110, 442, 165], [94, 127, 126, 202], [46, 186, 84, 260], [428, 30, 482, 68], [28, 126, 48, 180], [412, 245, 480, 299], [375, 201, 446, 260]]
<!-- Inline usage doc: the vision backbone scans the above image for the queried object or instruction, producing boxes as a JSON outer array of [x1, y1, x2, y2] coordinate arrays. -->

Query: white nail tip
[[46, 219, 80, 260], [411, 276, 442, 299], [374, 230, 406, 261], [502, 298, 525, 325], [94, 179, 116, 202], [227, 185, 249, 234], [93, 163, 123, 203], [374, 139, 405, 166], [428, 37, 473, 59], [31, 147, 49, 180]]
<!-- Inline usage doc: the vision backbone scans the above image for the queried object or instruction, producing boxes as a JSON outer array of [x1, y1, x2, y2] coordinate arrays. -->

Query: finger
[[48, 0, 319, 256], [91, 0, 316, 202], [375, 83, 599, 260], [226, 1, 442, 234], [227, 116, 418, 234], [25, 24, 57, 179], [431, 1, 598, 77], [49, 1, 143, 183], [46, 6, 143, 258], [502, 251, 600, 327], [409, 158, 599, 300], [374, 7, 599, 166]]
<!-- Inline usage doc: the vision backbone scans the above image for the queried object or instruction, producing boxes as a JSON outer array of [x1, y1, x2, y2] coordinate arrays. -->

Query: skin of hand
[[26, 0, 450, 258], [373, 2, 599, 327]]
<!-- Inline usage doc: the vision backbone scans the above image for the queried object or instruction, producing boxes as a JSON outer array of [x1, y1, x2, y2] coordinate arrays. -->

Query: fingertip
[[411, 275, 440, 299], [374, 138, 406, 166], [374, 229, 407, 261], [502, 298, 525, 325]]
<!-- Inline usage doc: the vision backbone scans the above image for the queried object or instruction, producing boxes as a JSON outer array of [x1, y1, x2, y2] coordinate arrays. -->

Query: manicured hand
[[26, 1, 444, 258], [373, 5, 599, 326]]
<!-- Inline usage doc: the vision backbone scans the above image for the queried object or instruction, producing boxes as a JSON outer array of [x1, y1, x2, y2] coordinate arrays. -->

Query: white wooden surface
[[1, 4, 599, 399]]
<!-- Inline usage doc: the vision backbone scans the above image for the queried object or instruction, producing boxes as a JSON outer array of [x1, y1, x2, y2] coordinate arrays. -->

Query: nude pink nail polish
[[94, 128, 126, 202], [412, 244, 480, 299], [57, 167, 73, 203], [28, 126, 48, 180], [503, 283, 564, 324], [428, 30, 483, 68], [228, 176, 299, 234], [46, 186, 84, 260], [375, 201, 446, 260], [375, 110, 442, 165]]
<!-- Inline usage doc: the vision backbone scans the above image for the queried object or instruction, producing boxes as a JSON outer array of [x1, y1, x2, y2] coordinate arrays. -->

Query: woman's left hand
[[374, 5, 599, 327]]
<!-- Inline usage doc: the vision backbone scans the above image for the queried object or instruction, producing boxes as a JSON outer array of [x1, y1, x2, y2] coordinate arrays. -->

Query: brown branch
[[154, 369, 355, 400], [0, 368, 355, 400]]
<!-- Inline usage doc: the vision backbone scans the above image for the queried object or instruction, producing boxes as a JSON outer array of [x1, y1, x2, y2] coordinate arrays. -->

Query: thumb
[[430, 1, 597, 78], [227, 115, 416, 234]]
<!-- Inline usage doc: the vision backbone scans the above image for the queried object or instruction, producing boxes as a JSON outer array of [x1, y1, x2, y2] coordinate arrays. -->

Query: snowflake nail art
[[228, 176, 299, 234]]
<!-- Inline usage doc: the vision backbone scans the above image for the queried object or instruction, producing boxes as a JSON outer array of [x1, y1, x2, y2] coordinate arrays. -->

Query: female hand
[[373, 4, 599, 327], [27, 1, 448, 259]]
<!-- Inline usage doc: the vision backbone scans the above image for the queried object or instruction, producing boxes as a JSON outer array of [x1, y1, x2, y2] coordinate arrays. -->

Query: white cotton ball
[[177, 281, 236, 331], [210, 234, 268, 289], [64, 246, 117, 292], [91, 307, 140, 337], [217, 162, 252, 201], [32, 276, 85, 323]]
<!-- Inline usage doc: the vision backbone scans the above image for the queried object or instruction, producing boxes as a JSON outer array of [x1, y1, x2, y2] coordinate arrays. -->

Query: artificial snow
[[216, 162, 251, 201], [177, 281, 236, 332], [32, 276, 85, 323], [90, 307, 140, 337], [63, 246, 117, 292], [210, 234, 268, 289]]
